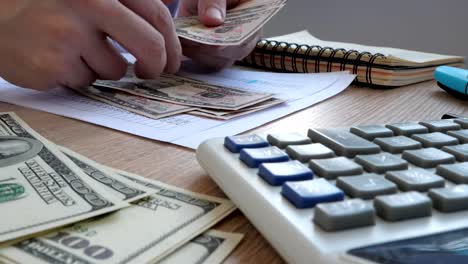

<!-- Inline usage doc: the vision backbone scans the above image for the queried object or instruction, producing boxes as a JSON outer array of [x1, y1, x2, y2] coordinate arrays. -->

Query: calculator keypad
[[223, 118, 468, 232]]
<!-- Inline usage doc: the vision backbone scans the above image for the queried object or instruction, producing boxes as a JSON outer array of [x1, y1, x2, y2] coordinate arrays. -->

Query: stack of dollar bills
[[0, 112, 242, 264], [75, 0, 287, 121]]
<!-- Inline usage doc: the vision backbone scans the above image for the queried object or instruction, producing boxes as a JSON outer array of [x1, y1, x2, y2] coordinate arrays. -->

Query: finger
[[198, 0, 227, 26], [60, 58, 97, 89], [79, 0, 167, 78], [81, 33, 128, 80], [119, 0, 182, 74]]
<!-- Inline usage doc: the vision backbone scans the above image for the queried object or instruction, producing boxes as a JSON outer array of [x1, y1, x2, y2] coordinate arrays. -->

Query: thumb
[[197, 0, 226, 26]]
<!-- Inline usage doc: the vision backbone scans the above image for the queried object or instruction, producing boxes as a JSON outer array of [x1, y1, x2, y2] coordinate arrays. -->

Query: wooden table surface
[[1, 80, 467, 263]]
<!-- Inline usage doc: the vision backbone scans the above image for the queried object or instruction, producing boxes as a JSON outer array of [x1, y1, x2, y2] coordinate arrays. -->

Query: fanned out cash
[[175, 0, 288, 45], [0, 112, 128, 244], [159, 230, 243, 264]]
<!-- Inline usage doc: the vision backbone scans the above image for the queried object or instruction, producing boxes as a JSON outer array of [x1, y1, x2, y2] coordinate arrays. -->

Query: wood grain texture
[[0, 80, 466, 263]]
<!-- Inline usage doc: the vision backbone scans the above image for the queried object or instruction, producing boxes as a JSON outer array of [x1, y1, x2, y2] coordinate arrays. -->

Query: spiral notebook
[[241, 30, 465, 87]]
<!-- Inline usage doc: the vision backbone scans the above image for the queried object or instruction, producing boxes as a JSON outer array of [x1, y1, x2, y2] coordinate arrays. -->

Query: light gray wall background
[[262, 0, 468, 67]]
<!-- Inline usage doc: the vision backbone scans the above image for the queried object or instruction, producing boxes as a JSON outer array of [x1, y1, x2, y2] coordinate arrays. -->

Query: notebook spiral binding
[[244, 39, 386, 85]]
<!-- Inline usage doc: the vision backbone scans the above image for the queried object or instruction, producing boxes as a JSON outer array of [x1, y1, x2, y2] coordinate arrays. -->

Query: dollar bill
[[0, 112, 127, 243], [60, 147, 155, 202], [175, 0, 287, 45], [76, 86, 196, 120], [190, 98, 285, 120], [158, 230, 243, 264], [92, 77, 274, 111], [0, 169, 236, 263]]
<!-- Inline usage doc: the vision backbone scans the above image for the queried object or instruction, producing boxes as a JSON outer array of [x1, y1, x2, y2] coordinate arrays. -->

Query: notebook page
[[269, 30, 463, 65]]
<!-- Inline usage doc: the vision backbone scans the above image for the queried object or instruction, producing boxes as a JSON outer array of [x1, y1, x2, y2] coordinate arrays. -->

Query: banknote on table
[[190, 98, 285, 120], [158, 230, 243, 264], [60, 147, 155, 202], [93, 77, 274, 111], [0, 112, 127, 244], [175, 0, 287, 45], [76, 86, 196, 120], [0, 169, 236, 264]]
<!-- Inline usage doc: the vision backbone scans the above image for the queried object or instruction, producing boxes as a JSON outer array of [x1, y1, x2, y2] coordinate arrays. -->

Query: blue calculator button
[[224, 135, 269, 153], [258, 160, 313, 186], [239, 146, 289, 168], [281, 179, 344, 208]]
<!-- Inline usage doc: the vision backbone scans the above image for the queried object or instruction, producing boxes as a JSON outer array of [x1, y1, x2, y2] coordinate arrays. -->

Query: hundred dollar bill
[[0, 170, 236, 264], [190, 98, 285, 120], [76, 86, 196, 120], [158, 230, 243, 264], [60, 147, 155, 202], [93, 77, 274, 111], [0, 112, 127, 243], [175, 0, 287, 45]]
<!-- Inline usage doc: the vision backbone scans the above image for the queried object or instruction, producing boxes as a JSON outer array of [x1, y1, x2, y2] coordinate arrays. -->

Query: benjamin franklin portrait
[[0, 136, 43, 168]]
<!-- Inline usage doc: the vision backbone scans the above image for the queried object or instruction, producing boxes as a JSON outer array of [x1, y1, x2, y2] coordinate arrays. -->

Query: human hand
[[178, 0, 261, 71], [0, 0, 182, 90]]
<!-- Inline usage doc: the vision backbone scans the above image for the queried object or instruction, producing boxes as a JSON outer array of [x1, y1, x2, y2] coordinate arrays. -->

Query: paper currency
[[60, 147, 155, 202], [93, 77, 274, 111], [159, 230, 243, 264], [76, 86, 196, 120], [175, 0, 287, 45], [0, 169, 236, 264], [190, 98, 285, 120], [0, 112, 127, 244]]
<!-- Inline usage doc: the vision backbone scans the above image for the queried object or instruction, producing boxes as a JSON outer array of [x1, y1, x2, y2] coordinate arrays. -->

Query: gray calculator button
[[286, 143, 335, 162], [447, 130, 468, 144], [428, 185, 468, 212], [386, 122, 428, 136], [442, 144, 468, 161], [313, 199, 375, 231], [336, 173, 397, 199], [436, 162, 468, 184], [454, 118, 468, 129], [267, 133, 311, 149], [373, 136, 422, 154], [308, 128, 380, 158], [419, 120, 461, 132], [402, 148, 455, 168], [411, 132, 459, 148], [350, 125, 394, 141], [385, 169, 445, 192], [355, 153, 408, 174], [309, 157, 363, 179], [374, 192, 432, 221]]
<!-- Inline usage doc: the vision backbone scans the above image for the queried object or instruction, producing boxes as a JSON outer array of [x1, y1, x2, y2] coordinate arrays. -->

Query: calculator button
[[308, 128, 380, 158], [447, 129, 468, 144], [402, 148, 455, 168], [313, 199, 375, 231], [286, 143, 335, 162], [386, 122, 428, 136], [355, 153, 408, 174], [224, 135, 269, 153], [239, 146, 289, 168], [428, 185, 468, 212], [436, 162, 468, 184], [258, 161, 313, 186], [454, 118, 468, 129], [309, 157, 363, 180], [281, 179, 344, 209], [419, 120, 461, 132], [373, 136, 422, 154], [385, 169, 445, 192], [442, 144, 468, 161], [411, 132, 458, 148], [350, 125, 394, 141], [374, 192, 432, 221], [336, 174, 397, 199], [267, 133, 311, 149]]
